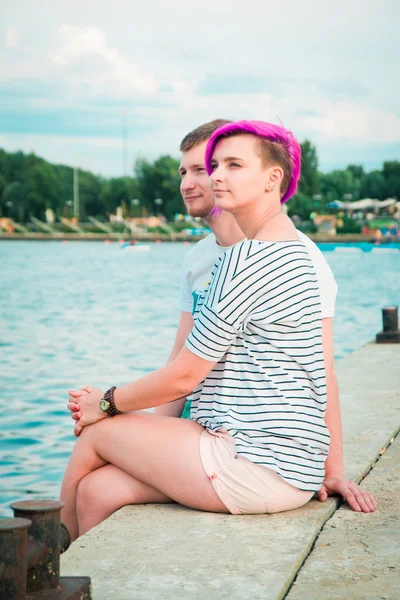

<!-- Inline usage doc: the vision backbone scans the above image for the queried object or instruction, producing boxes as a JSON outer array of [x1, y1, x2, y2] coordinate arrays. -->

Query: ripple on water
[[0, 460, 19, 466], [47, 451, 71, 460], [0, 437, 42, 449], [20, 421, 49, 429]]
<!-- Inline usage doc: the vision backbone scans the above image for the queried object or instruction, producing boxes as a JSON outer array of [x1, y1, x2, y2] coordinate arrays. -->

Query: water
[[1, 241, 399, 516]]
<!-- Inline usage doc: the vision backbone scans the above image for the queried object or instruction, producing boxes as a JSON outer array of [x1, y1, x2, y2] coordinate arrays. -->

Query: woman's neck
[[233, 199, 284, 240]]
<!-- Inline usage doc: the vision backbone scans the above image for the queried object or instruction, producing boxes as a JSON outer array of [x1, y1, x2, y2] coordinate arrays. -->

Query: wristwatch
[[99, 386, 122, 417]]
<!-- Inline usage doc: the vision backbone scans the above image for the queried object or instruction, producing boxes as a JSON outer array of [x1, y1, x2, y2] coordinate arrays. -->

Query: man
[[154, 119, 245, 417]]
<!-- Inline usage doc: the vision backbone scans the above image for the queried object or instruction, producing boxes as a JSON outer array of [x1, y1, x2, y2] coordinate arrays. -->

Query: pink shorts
[[199, 428, 314, 515]]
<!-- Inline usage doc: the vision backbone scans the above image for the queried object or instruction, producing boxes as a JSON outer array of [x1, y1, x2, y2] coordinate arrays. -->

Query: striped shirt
[[186, 239, 330, 492]]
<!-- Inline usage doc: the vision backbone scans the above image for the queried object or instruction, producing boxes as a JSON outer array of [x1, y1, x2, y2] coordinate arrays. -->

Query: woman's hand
[[67, 386, 106, 437], [67, 386, 90, 421], [317, 476, 377, 512]]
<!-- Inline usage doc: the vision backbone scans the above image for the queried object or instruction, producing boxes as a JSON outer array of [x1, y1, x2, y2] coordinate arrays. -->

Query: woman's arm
[[71, 346, 216, 435], [114, 345, 213, 412], [319, 318, 376, 512]]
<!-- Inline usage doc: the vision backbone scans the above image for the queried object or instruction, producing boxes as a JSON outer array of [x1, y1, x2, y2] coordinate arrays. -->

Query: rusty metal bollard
[[0, 517, 31, 600], [376, 306, 400, 343], [0, 499, 92, 599]]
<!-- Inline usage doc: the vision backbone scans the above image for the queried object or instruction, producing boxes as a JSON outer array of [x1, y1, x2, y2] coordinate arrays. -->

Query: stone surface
[[287, 435, 400, 600], [62, 501, 338, 600], [61, 343, 400, 599]]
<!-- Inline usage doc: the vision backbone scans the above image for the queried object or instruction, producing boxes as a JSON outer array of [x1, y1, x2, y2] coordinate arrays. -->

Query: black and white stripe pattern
[[186, 239, 330, 492]]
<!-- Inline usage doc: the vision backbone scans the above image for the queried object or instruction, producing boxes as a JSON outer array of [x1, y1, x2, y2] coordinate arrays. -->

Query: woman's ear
[[266, 166, 284, 191]]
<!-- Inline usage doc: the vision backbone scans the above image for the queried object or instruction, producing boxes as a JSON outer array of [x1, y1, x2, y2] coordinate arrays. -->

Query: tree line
[[0, 142, 399, 223]]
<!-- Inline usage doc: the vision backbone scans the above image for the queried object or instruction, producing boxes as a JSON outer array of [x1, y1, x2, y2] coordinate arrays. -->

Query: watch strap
[[103, 386, 122, 417]]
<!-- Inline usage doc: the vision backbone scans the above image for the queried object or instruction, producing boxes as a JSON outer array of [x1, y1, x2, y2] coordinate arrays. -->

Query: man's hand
[[67, 386, 106, 437], [317, 476, 377, 512]]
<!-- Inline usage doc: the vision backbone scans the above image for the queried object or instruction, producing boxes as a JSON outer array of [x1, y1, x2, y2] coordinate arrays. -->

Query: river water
[[1, 240, 399, 516]]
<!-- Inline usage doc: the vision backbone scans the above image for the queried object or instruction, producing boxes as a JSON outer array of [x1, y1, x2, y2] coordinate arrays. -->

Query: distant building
[[364, 218, 399, 241], [128, 217, 164, 228], [0, 218, 14, 232], [312, 215, 337, 236]]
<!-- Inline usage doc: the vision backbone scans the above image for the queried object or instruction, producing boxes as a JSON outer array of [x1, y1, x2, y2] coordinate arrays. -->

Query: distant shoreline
[[0, 232, 386, 243]]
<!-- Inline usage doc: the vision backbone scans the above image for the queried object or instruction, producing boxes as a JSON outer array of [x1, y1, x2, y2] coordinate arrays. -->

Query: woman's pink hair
[[205, 120, 301, 205]]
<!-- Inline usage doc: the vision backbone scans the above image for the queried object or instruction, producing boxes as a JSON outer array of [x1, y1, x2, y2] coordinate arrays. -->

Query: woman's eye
[[196, 168, 205, 173], [211, 164, 218, 171], [229, 162, 240, 168]]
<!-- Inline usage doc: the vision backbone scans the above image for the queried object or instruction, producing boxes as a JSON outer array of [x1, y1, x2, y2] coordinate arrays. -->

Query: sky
[[1, 0, 399, 177]]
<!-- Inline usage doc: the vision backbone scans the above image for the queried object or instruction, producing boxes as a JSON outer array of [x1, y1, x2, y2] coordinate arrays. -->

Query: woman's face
[[210, 134, 269, 213]]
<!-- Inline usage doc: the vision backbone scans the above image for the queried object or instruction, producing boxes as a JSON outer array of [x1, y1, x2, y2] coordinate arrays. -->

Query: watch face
[[99, 399, 109, 412]]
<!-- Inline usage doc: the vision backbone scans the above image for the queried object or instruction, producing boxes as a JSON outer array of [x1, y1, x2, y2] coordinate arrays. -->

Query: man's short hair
[[179, 119, 231, 152]]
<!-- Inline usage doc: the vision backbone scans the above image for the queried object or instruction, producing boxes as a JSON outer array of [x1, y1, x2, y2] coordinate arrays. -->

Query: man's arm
[[318, 318, 376, 512], [154, 310, 194, 417], [321, 317, 344, 477]]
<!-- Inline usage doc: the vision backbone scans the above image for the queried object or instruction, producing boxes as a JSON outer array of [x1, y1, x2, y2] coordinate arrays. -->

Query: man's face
[[179, 141, 215, 218]]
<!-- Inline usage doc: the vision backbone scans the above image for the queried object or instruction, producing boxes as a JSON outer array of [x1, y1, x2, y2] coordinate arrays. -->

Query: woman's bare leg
[[60, 412, 228, 540], [76, 464, 171, 537]]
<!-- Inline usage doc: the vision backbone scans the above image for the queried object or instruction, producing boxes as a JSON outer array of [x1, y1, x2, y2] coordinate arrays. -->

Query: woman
[[61, 120, 376, 547]]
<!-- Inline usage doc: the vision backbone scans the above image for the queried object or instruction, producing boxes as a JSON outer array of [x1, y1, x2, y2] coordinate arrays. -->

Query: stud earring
[[266, 184, 275, 192]]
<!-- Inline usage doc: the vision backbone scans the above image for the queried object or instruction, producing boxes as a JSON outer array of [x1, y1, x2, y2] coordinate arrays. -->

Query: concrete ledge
[[61, 343, 400, 599], [287, 434, 400, 600]]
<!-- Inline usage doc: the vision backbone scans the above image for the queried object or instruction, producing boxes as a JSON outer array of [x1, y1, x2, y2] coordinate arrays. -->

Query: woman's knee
[[76, 472, 102, 510], [76, 468, 124, 516]]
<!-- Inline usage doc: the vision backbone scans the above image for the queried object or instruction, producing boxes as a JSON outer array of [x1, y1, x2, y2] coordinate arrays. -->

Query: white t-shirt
[[180, 231, 338, 318], [186, 239, 330, 492]]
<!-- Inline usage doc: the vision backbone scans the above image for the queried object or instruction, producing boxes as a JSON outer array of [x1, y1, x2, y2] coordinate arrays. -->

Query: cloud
[[0, 1, 399, 176], [50, 25, 158, 97], [5, 27, 21, 49], [198, 74, 271, 96], [0, 103, 163, 137], [297, 101, 400, 145]]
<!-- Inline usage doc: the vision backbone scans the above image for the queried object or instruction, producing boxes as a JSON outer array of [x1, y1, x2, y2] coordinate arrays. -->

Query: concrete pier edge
[[61, 342, 400, 599], [286, 427, 400, 599], [283, 427, 400, 599]]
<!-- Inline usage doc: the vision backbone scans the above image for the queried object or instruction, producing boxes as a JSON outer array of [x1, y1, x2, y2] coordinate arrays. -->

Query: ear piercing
[[266, 184, 276, 192]]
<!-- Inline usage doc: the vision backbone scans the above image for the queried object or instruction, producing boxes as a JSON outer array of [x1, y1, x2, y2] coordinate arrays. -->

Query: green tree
[[359, 171, 386, 200], [8, 151, 26, 183], [347, 165, 365, 180], [320, 169, 358, 204], [26, 160, 59, 220], [287, 192, 314, 221], [288, 141, 320, 219], [0, 174, 6, 207], [78, 170, 102, 219], [382, 161, 400, 199], [298, 140, 320, 197], [2, 181, 29, 221], [135, 155, 183, 218], [100, 176, 140, 217]]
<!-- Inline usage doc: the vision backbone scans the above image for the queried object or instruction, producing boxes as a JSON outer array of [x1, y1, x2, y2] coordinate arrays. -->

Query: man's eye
[[196, 167, 205, 173]]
